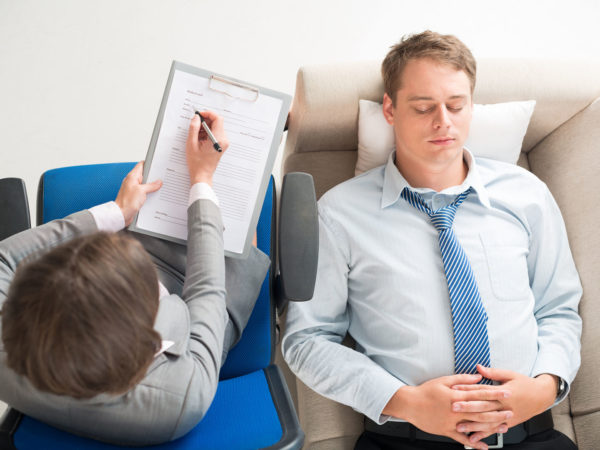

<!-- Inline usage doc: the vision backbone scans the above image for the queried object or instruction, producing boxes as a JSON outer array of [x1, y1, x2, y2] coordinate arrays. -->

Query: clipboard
[[129, 61, 291, 258]]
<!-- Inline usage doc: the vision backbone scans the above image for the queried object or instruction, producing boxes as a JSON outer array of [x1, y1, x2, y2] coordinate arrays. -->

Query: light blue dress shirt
[[282, 149, 582, 424]]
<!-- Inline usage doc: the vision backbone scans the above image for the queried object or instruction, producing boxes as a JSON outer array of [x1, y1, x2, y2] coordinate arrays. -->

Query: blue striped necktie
[[401, 187, 491, 382]]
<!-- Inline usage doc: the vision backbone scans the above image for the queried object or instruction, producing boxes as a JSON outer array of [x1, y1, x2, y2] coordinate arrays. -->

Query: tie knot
[[401, 187, 472, 232], [430, 206, 457, 231]]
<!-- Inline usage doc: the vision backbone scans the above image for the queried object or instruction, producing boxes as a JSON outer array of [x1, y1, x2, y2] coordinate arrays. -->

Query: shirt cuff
[[366, 374, 406, 425], [531, 352, 573, 408], [188, 182, 219, 208], [158, 281, 169, 299], [89, 201, 125, 232]]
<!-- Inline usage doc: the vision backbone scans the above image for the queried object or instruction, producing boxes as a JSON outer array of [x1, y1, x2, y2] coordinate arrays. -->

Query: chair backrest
[[282, 59, 600, 449], [38, 162, 277, 378], [37, 163, 135, 224], [0, 178, 30, 240]]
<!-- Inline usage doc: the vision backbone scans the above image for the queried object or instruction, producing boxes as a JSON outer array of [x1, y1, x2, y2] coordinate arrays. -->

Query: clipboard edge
[[132, 60, 293, 261]]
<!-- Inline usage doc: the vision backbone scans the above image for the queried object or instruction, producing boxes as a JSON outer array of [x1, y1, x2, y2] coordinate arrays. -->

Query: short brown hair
[[1, 232, 160, 399], [382, 30, 476, 103]]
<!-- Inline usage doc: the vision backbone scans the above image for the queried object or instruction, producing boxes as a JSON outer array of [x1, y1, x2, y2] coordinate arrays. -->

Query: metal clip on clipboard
[[208, 75, 260, 102]]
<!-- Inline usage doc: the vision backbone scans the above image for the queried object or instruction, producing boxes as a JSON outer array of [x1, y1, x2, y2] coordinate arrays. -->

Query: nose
[[432, 105, 451, 129]]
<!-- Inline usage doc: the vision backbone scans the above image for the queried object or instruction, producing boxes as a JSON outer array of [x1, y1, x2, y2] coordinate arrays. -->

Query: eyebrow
[[407, 95, 468, 102]]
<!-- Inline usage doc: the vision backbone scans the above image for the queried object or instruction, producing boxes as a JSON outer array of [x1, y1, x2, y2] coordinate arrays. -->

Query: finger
[[141, 179, 162, 193], [452, 400, 503, 413], [188, 113, 201, 145], [197, 110, 219, 124], [457, 420, 508, 434], [126, 161, 144, 182], [136, 161, 146, 183], [452, 384, 489, 391], [461, 410, 513, 424], [442, 373, 482, 387], [453, 383, 511, 395], [448, 431, 487, 450], [476, 365, 514, 382], [467, 426, 508, 447], [453, 388, 511, 402], [200, 111, 225, 136]]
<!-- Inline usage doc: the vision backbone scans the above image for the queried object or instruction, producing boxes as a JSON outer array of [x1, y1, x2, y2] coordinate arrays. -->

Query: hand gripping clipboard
[[130, 61, 291, 259]]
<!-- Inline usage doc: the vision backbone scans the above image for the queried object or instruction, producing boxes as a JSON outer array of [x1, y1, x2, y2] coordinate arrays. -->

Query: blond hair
[[382, 30, 476, 104]]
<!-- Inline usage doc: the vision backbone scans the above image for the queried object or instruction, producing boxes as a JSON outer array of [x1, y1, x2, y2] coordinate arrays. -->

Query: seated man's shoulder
[[476, 157, 549, 192], [476, 157, 559, 219]]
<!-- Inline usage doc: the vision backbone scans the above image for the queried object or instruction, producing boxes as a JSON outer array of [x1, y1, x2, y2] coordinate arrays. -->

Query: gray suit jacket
[[0, 199, 270, 445]]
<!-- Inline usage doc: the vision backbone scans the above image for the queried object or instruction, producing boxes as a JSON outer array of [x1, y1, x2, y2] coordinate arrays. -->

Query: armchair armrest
[[276, 172, 318, 312], [0, 407, 21, 450], [0, 178, 31, 241], [527, 97, 600, 423]]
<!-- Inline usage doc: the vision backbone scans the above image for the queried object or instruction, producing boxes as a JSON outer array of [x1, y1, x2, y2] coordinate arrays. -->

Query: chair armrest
[[0, 408, 22, 450], [263, 364, 304, 450], [0, 178, 31, 241], [276, 172, 318, 311], [528, 97, 600, 421]]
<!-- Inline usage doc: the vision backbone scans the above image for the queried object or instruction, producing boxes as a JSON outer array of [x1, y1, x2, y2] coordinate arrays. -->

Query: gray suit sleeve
[[180, 199, 228, 409], [175, 200, 271, 430], [0, 211, 97, 306], [130, 213, 270, 366]]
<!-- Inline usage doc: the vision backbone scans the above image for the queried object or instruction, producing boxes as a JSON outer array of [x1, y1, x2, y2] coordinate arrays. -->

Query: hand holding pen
[[194, 110, 223, 152], [186, 110, 229, 186]]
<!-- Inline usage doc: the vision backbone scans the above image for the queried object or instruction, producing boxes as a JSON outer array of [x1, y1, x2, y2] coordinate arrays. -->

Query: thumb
[[142, 179, 162, 194], [126, 161, 144, 183], [477, 364, 513, 382]]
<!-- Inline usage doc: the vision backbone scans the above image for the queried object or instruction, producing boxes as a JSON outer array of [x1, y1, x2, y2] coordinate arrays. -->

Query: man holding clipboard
[[0, 111, 270, 445]]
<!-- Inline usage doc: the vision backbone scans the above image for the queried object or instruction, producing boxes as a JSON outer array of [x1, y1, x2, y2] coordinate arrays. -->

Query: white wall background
[[1, 0, 600, 216], [0, 0, 599, 421]]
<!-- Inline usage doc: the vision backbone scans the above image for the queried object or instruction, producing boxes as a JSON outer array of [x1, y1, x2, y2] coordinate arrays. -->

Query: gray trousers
[[130, 231, 271, 365]]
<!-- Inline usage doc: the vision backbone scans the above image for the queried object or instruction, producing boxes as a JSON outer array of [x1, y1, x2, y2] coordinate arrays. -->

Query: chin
[[427, 145, 463, 162]]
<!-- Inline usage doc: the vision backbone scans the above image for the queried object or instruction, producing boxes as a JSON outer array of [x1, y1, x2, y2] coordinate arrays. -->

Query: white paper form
[[135, 68, 284, 255]]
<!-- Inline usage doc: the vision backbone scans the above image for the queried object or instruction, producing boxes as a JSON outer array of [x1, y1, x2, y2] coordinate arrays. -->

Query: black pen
[[194, 110, 223, 152]]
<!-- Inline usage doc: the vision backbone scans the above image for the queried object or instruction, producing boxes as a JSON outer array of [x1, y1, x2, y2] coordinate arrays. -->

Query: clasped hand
[[451, 365, 557, 448], [384, 365, 557, 450]]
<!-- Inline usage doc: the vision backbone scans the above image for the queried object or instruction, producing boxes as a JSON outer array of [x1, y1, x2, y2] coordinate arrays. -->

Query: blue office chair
[[0, 162, 318, 450]]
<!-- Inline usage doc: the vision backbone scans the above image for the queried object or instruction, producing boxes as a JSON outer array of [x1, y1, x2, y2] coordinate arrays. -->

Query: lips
[[429, 137, 455, 145]]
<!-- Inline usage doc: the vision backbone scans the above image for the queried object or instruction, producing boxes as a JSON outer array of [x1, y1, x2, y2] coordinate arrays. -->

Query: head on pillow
[[380, 31, 477, 189]]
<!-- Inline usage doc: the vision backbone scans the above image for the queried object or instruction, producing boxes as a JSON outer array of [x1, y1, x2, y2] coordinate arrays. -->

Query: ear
[[382, 93, 395, 125]]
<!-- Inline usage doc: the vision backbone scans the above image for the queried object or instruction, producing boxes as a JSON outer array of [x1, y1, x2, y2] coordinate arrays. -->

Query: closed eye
[[415, 107, 434, 114]]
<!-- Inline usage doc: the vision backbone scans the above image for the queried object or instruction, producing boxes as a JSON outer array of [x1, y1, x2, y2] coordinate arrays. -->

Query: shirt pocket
[[479, 232, 530, 301]]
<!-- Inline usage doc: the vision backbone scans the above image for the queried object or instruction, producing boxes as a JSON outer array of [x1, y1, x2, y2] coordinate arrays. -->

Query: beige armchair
[[278, 59, 600, 449]]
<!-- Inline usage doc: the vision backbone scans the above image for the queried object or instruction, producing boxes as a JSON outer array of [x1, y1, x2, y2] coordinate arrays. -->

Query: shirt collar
[[380, 148, 491, 209], [152, 294, 188, 357]]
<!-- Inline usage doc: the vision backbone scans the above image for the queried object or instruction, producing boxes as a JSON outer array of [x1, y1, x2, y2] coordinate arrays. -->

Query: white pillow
[[355, 99, 536, 176]]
